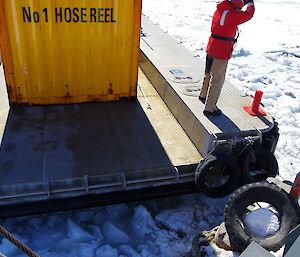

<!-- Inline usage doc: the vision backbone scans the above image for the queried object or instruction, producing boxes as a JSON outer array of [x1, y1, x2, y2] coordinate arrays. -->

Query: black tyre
[[195, 154, 242, 198], [224, 182, 299, 251], [239, 148, 279, 184]]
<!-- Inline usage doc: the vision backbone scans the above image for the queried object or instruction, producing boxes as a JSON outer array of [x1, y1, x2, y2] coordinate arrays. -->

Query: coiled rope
[[0, 225, 40, 257]]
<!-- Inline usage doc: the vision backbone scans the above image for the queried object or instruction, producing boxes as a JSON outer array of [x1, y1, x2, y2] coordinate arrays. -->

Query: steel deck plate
[[0, 67, 200, 206]]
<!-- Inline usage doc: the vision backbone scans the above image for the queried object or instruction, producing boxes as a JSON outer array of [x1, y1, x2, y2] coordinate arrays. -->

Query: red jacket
[[206, 0, 255, 60]]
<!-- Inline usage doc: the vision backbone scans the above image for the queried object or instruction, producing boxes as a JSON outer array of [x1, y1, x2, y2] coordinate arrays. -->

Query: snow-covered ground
[[1, 1, 300, 257]]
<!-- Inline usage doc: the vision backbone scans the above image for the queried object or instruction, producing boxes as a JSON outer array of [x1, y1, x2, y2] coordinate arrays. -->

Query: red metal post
[[243, 90, 266, 116], [251, 90, 263, 113], [290, 172, 300, 200]]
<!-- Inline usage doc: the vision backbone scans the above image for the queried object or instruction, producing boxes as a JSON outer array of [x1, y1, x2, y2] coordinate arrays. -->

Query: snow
[[243, 208, 280, 238], [1, 1, 300, 257]]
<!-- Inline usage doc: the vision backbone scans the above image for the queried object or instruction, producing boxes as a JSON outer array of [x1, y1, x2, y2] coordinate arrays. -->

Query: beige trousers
[[200, 57, 228, 113]]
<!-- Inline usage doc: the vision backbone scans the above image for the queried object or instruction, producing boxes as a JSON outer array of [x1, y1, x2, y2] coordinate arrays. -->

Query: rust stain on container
[[0, 0, 142, 105]]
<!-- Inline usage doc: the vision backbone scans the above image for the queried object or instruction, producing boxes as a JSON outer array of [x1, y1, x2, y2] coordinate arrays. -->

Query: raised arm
[[228, 1, 255, 25]]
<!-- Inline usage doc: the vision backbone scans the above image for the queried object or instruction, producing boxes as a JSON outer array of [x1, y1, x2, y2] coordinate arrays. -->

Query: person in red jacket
[[199, 0, 255, 116]]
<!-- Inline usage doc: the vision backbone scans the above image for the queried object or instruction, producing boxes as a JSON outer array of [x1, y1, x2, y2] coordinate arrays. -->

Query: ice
[[46, 214, 64, 227], [105, 204, 130, 220], [102, 221, 130, 245], [0, 239, 19, 256], [69, 242, 98, 257], [91, 208, 107, 226], [67, 219, 94, 242], [137, 244, 153, 257], [87, 224, 104, 241], [131, 205, 157, 239], [243, 208, 280, 237], [27, 217, 43, 228], [96, 245, 118, 257], [76, 210, 95, 222], [119, 245, 141, 257], [155, 205, 194, 234], [39, 251, 71, 257], [56, 238, 79, 252]]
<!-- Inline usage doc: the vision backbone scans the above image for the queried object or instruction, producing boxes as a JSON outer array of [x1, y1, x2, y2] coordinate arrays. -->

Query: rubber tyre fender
[[224, 181, 299, 252], [195, 154, 242, 198], [239, 148, 279, 184]]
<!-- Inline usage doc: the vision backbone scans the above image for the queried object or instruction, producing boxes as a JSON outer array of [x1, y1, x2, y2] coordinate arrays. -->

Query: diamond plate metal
[[138, 69, 201, 166]]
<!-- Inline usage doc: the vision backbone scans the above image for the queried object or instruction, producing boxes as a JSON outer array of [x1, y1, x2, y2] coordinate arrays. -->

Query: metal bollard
[[243, 90, 266, 116]]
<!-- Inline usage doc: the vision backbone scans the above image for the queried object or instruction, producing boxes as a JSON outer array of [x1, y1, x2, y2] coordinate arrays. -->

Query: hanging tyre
[[224, 181, 299, 252], [195, 154, 242, 198], [239, 147, 279, 184]]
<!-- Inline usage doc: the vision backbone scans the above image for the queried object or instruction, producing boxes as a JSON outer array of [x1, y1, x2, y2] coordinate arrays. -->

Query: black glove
[[244, 0, 254, 4]]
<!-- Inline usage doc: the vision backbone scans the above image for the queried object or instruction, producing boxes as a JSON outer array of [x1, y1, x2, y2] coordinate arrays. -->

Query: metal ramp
[[0, 67, 200, 216], [140, 16, 275, 156]]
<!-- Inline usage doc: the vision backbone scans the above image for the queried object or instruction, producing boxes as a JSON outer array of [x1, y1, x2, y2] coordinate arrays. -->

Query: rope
[[0, 225, 40, 257], [190, 226, 220, 257]]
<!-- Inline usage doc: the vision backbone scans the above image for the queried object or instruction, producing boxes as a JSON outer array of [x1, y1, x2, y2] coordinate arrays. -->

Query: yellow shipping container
[[0, 0, 142, 104]]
